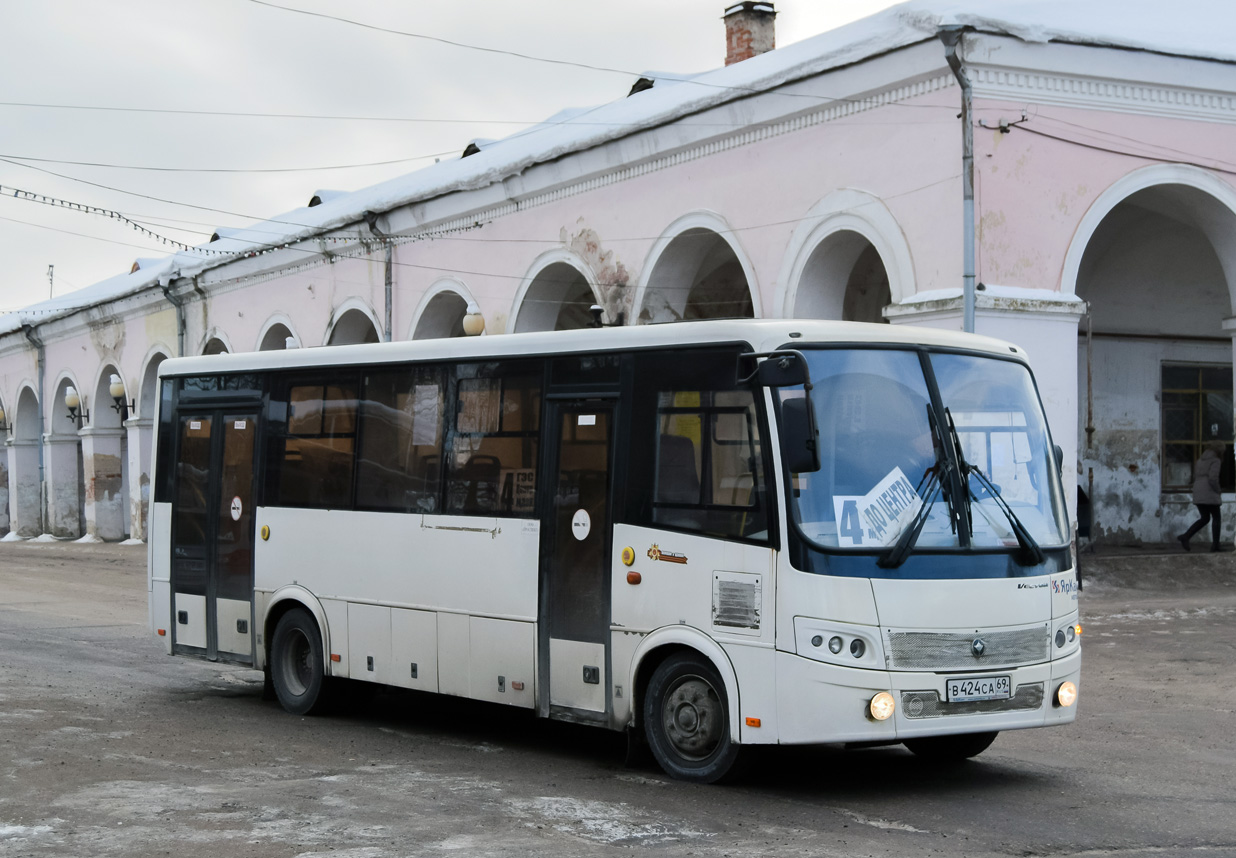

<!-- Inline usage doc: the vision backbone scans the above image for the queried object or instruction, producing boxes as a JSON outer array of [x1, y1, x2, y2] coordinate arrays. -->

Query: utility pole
[[47, 265, 54, 299]]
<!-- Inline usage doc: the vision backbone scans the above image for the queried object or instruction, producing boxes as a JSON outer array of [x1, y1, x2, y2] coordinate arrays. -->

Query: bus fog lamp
[[869, 691, 895, 721], [1055, 629, 1066, 648], [1056, 681, 1077, 708], [849, 638, 865, 658], [811, 635, 823, 648], [1067, 625, 1077, 642], [828, 636, 844, 654]]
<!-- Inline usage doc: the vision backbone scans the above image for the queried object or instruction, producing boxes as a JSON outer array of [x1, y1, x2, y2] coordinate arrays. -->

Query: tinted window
[[268, 378, 359, 508], [627, 348, 770, 542], [444, 362, 542, 516], [356, 366, 445, 512]]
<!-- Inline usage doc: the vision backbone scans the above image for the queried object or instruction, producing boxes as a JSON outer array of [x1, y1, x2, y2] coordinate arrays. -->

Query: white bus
[[148, 319, 1080, 782]]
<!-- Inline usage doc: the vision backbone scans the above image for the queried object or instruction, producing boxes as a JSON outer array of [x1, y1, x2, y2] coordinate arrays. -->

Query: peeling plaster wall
[[0, 457, 8, 534], [1078, 337, 1234, 544]]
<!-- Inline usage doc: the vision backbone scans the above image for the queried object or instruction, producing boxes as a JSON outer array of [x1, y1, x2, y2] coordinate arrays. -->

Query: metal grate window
[[1161, 364, 1234, 492]]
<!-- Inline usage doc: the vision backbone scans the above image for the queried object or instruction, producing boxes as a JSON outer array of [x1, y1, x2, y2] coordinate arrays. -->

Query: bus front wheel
[[643, 652, 742, 783], [271, 609, 331, 716], [903, 731, 998, 761]]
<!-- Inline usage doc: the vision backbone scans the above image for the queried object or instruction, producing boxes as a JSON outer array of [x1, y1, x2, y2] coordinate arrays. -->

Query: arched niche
[[1069, 169, 1236, 544], [636, 216, 757, 323], [326, 305, 382, 345], [414, 289, 469, 339], [791, 230, 890, 323], [258, 316, 300, 351], [512, 258, 599, 333]]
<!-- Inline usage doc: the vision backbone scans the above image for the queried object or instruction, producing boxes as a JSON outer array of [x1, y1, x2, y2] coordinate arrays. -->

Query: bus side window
[[628, 348, 770, 543], [445, 362, 541, 517], [270, 380, 358, 509], [356, 367, 445, 512]]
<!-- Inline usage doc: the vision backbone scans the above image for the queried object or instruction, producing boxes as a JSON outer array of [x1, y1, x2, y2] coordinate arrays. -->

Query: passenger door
[[169, 410, 259, 664], [539, 400, 615, 719]]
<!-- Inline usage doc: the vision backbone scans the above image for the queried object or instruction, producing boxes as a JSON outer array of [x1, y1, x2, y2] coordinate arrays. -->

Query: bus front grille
[[885, 626, 1048, 670], [900, 683, 1044, 718]]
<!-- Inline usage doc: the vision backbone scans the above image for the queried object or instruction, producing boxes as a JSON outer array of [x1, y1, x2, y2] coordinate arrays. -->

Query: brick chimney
[[724, 2, 776, 66]]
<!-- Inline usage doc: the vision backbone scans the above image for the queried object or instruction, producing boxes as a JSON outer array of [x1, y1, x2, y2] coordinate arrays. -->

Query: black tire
[[643, 652, 742, 783], [904, 731, 998, 761], [270, 609, 331, 716]]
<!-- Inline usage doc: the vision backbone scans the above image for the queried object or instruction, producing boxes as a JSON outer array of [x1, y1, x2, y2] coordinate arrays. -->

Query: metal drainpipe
[[940, 26, 976, 333], [1084, 302, 1095, 449], [159, 272, 186, 357], [363, 211, 393, 341], [20, 323, 46, 533]]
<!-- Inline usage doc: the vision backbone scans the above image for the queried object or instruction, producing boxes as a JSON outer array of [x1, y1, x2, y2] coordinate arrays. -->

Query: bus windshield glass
[[784, 348, 1068, 557]]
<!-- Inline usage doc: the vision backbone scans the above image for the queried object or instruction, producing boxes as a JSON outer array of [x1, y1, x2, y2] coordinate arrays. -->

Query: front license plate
[[946, 674, 1011, 703]]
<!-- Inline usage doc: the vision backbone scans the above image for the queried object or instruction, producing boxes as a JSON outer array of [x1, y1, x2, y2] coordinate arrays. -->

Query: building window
[[1161, 364, 1234, 492]]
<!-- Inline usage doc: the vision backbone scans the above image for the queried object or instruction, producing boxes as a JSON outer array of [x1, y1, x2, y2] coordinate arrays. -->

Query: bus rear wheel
[[271, 609, 331, 716], [643, 652, 742, 783], [904, 731, 998, 761]]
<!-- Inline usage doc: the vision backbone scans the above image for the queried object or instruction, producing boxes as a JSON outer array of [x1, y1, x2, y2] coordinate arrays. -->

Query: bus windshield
[[784, 348, 1069, 558]]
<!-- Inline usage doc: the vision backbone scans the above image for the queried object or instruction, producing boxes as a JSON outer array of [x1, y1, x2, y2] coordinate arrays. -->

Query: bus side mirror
[[780, 398, 820, 474], [757, 356, 808, 388]]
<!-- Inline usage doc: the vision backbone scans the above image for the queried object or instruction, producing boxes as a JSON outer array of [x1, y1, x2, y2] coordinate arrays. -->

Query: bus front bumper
[[774, 649, 1081, 745]]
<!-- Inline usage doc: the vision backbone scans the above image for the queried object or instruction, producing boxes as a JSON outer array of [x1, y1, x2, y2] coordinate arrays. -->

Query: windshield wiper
[[878, 405, 953, 569], [877, 470, 940, 568], [945, 409, 1045, 566]]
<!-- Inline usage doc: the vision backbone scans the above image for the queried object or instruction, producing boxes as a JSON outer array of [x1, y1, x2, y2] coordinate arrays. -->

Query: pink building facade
[[2, 3, 1234, 546]]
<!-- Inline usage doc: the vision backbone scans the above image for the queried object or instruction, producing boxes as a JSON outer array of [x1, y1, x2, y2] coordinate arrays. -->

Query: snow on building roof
[[4, 0, 1232, 335]]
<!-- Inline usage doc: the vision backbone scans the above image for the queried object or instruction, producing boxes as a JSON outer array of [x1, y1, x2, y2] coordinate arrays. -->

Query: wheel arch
[[262, 586, 332, 674], [628, 626, 742, 741]]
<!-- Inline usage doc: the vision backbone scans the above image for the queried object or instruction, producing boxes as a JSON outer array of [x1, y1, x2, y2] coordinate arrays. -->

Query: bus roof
[[158, 319, 1027, 378]]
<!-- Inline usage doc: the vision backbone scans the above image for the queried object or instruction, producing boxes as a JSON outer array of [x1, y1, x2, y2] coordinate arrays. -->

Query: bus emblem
[[971, 638, 987, 657]]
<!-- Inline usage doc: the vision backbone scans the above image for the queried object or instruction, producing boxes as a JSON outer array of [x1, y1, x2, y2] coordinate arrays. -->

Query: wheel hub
[[662, 677, 723, 759]]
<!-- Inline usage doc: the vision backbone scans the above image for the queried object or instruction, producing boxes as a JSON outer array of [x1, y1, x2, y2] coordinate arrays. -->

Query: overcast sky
[[0, 0, 904, 313]]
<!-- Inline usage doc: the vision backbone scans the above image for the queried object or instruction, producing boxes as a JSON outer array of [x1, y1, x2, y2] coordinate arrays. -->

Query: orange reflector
[[330, 653, 341, 662], [511, 681, 525, 691], [157, 629, 166, 636], [626, 571, 642, 585], [745, 717, 761, 728]]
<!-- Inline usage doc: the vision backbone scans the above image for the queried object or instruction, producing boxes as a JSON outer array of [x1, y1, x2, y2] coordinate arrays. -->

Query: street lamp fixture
[[65, 386, 88, 427], [109, 374, 134, 420]]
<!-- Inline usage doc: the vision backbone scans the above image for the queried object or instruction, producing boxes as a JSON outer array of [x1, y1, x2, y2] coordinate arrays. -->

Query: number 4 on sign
[[840, 500, 863, 545]]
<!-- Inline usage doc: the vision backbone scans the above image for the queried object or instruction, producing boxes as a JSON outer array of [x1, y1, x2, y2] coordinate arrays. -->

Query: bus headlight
[[1055, 681, 1077, 708], [869, 691, 895, 721]]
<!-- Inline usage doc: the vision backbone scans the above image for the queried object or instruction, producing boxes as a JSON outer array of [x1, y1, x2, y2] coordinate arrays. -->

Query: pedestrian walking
[[1177, 441, 1226, 552]]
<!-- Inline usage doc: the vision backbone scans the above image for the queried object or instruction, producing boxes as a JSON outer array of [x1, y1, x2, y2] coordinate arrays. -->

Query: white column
[[126, 417, 153, 542]]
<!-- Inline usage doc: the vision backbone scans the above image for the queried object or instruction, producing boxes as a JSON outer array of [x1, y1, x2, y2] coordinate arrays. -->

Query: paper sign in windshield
[[832, 467, 923, 548]]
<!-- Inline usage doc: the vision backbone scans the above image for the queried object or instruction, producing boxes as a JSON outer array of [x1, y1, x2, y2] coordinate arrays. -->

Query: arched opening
[[8, 387, 43, 537], [327, 308, 381, 345], [513, 262, 596, 332], [792, 230, 891, 323], [414, 291, 469, 339], [84, 367, 129, 540], [259, 323, 296, 351], [47, 377, 86, 538], [1076, 183, 1236, 545], [640, 229, 754, 323], [203, 337, 229, 355]]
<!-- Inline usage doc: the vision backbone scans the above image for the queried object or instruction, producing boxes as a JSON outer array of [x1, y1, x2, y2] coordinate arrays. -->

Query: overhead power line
[[0, 150, 456, 175]]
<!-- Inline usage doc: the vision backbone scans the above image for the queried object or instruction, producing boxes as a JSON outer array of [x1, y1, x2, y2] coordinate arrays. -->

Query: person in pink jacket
[[1177, 441, 1226, 552]]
